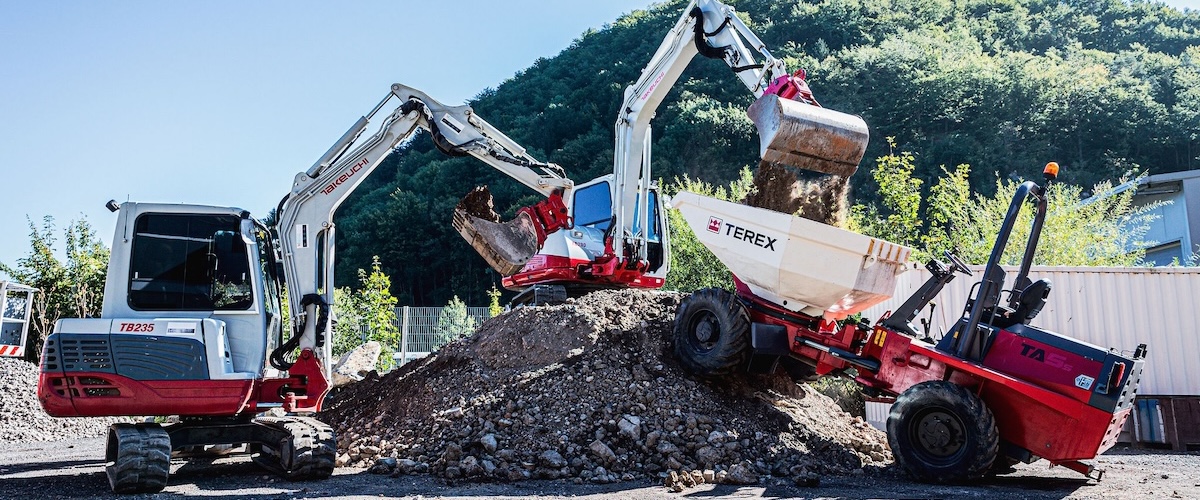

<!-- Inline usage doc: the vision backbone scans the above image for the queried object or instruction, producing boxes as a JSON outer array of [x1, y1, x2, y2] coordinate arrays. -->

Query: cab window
[[128, 213, 254, 311]]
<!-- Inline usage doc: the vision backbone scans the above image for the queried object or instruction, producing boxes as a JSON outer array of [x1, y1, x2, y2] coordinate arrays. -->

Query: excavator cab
[[0, 281, 36, 358]]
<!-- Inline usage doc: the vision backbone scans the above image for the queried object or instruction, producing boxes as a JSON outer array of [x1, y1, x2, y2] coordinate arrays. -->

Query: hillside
[[335, 0, 1200, 305]]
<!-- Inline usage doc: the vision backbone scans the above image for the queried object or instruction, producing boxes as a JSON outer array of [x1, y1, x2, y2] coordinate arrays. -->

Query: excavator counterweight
[[747, 93, 869, 178]]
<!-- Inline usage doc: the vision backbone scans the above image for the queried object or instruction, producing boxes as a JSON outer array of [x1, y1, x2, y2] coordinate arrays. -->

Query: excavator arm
[[459, 0, 870, 283], [270, 83, 573, 376], [610, 0, 869, 272]]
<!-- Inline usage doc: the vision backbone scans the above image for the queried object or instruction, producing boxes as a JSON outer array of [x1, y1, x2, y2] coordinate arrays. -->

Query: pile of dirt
[[322, 289, 889, 487], [0, 357, 131, 442], [744, 164, 849, 226]]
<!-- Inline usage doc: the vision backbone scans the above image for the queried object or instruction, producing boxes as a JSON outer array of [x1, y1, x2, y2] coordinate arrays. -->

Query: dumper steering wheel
[[944, 250, 973, 276]]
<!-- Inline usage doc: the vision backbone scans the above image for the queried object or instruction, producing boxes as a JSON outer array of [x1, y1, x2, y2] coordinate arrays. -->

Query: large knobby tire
[[106, 423, 172, 493], [673, 288, 750, 377], [887, 381, 999, 483]]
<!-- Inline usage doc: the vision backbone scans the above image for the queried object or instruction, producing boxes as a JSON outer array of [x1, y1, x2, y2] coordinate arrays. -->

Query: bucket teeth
[[747, 94, 869, 178]]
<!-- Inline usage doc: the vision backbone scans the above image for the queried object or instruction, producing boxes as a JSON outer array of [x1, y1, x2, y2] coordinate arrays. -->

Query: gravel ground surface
[[0, 357, 133, 442], [1, 437, 1197, 499]]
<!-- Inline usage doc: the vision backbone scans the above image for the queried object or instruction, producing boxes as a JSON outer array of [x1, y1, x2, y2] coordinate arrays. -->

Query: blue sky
[[2, 0, 1199, 271]]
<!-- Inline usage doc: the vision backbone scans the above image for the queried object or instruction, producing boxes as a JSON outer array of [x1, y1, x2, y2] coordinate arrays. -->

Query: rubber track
[[253, 416, 336, 480], [106, 423, 171, 493]]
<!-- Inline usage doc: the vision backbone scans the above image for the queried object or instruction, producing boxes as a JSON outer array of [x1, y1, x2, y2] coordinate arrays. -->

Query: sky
[[2, 0, 1199, 272]]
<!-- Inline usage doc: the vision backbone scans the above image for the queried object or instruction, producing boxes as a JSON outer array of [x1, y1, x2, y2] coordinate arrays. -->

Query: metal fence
[[358, 306, 491, 365]]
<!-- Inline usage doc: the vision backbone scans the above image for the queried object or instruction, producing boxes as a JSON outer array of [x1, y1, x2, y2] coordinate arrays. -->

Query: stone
[[461, 456, 483, 476], [696, 446, 723, 467], [331, 341, 382, 387], [618, 415, 641, 441], [589, 440, 617, 463], [724, 461, 759, 485], [539, 450, 567, 468], [480, 433, 498, 453], [443, 442, 462, 462]]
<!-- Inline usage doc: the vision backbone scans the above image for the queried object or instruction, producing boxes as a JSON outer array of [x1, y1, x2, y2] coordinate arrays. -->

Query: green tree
[[330, 287, 362, 359], [663, 168, 756, 292], [0, 216, 109, 362], [486, 285, 503, 318], [436, 295, 477, 345], [851, 149, 1160, 266], [355, 257, 400, 370]]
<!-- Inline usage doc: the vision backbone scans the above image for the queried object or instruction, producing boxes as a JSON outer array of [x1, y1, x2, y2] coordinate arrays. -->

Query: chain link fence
[[358, 306, 491, 366]]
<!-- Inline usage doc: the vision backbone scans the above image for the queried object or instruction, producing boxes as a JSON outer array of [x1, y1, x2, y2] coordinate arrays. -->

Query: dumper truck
[[670, 163, 1146, 482]]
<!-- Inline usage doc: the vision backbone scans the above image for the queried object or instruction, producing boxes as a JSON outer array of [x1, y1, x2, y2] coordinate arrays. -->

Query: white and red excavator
[[36, 0, 869, 493], [455, 0, 868, 304]]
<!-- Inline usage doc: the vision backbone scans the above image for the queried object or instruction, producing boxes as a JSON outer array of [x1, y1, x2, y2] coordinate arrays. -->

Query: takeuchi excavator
[[454, 0, 869, 304], [35, 84, 586, 494]]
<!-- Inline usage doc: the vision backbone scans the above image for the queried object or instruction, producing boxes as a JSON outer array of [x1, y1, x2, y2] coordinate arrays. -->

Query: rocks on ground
[[322, 289, 890, 488], [0, 357, 133, 442]]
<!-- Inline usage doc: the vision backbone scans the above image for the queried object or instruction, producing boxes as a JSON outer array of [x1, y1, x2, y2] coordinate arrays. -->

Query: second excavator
[[455, 0, 870, 304]]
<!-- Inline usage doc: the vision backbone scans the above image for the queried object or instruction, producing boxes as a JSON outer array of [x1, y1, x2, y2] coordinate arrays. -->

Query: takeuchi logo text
[[322, 157, 370, 195]]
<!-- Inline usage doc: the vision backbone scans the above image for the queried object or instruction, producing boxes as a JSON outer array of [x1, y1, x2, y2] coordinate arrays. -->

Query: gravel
[[0, 357, 132, 442], [322, 289, 890, 488]]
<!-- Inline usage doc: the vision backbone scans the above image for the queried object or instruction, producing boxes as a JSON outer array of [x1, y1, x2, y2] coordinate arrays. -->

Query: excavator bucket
[[452, 186, 540, 276], [747, 94, 870, 178]]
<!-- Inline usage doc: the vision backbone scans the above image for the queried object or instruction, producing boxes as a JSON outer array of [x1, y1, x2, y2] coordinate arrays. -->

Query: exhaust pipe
[[747, 94, 869, 178]]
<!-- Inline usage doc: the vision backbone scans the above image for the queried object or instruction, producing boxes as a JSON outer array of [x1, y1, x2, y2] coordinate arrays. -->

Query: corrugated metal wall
[[862, 265, 1200, 396]]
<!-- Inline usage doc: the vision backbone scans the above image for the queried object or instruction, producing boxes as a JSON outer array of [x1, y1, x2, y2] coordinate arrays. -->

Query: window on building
[[1144, 241, 1183, 266]]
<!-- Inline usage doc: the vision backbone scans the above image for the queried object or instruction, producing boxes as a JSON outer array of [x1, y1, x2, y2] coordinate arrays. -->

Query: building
[[1132, 169, 1200, 265]]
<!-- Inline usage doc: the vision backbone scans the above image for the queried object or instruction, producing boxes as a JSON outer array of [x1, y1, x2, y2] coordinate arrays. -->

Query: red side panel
[[502, 254, 665, 290], [38, 371, 254, 417], [982, 329, 1105, 404]]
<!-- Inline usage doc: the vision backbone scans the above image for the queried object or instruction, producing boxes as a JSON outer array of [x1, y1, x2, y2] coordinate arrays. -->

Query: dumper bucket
[[747, 94, 869, 178], [452, 186, 539, 276]]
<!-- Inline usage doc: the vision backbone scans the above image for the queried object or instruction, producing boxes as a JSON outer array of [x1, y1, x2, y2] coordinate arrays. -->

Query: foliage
[[850, 149, 1160, 266], [0, 217, 109, 362], [328, 257, 400, 370], [663, 168, 756, 292], [437, 295, 477, 345], [333, 0, 1200, 305], [331, 287, 362, 359], [811, 376, 866, 418], [486, 285, 503, 318]]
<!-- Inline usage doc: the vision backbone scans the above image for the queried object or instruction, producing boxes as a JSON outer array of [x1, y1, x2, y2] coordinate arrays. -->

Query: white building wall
[[863, 265, 1200, 396]]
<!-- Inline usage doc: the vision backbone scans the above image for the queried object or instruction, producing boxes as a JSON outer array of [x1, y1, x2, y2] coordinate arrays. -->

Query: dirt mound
[[322, 289, 889, 486], [744, 164, 849, 226], [0, 357, 132, 442]]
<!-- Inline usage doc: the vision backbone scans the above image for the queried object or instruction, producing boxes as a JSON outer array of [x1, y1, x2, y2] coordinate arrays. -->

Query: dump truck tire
[[106, 423, 171, 493], [887, 381, 998, 483], [673, 288, 750, 377]]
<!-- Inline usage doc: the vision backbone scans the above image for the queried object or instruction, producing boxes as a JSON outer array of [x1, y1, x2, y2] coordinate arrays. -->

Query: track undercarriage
[[105, 415, 335, 493]]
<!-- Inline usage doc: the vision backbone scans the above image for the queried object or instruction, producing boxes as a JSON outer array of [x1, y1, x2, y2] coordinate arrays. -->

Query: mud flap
[[747, 94, 869, 178], [453, 208, 539, 276]]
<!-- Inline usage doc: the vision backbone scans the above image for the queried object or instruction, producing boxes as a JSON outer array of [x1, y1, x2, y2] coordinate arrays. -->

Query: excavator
[[0, 281, 36, 359], [455, 0, 868, 304], [37, 0, 870, 493]]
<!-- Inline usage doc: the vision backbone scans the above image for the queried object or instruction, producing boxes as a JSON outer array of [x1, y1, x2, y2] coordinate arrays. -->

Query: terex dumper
[[670, 163, 1146, 482]]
